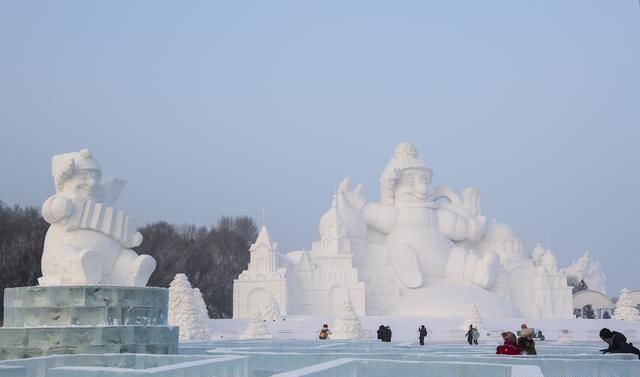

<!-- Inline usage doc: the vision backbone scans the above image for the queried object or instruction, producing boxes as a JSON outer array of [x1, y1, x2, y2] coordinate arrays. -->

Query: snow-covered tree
[[460, 303, 485, 330], [331, 300, 363, 340], [192, 287, 211, 338], [612, 288, 640, 321], [168, 273, 209, 341], [262, 294, 281, 322], [240, 310, 272, 339]]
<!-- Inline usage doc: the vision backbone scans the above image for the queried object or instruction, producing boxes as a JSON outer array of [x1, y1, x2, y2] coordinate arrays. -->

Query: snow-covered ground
[[208, 316, 640, 343]]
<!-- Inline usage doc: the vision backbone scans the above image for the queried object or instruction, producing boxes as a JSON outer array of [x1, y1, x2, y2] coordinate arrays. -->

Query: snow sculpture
[[233, 143, 574, 319], [241, 311, 272, 339], [169, 274, 209, 341], [339, 142, 498, 289], [331, 300, 364, 339], [39, 149, 155, 286], [193, 287, 211, 338], [612, 288, 640, 321], [560, 251, 607, 294], [460, 303, 485, 330], [262, 294, 282, 321]]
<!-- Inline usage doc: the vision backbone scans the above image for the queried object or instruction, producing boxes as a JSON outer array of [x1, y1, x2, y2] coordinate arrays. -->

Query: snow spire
[[251, 226, 274, 251], [612, 288, 640, 321]]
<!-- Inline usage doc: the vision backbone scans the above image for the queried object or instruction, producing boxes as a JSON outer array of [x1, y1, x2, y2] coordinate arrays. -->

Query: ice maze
[[1, 339, 638, 377]]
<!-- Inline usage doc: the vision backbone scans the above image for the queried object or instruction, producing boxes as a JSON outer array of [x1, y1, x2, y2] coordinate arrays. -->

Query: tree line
[[0, 201, 257, 321]]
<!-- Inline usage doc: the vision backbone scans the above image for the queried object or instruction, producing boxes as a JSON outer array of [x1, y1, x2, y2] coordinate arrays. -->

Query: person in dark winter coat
[[418, 325, 428, 345], [377, 325, 385, 341], [464, 324, 474, 345], [496, 332, 522, 355], [517, 324, 537, 355], [599, 328, 640, 359], [383, 326, 392, 342]]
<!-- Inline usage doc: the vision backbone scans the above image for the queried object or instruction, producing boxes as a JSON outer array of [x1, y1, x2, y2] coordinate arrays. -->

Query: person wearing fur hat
[[339, 143, 498, 289], [39, 149, 156, 286]]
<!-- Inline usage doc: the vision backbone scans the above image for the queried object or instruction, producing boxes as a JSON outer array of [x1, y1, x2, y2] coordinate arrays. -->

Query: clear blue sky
[[1, 1, 639, 295]]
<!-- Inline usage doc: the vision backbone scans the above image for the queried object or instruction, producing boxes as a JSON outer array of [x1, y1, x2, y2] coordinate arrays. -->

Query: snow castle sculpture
[[234, 143, 574, 319]]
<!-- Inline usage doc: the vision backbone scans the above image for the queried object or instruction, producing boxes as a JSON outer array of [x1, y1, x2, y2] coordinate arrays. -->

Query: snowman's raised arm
[[339, 177, 398, 234]]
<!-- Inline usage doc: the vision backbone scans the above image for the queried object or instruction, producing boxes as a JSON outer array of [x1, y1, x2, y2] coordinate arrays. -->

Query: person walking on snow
[[472, 327, 480, 345], [418, 325, 428, 345], [465, 324, 474, 345]]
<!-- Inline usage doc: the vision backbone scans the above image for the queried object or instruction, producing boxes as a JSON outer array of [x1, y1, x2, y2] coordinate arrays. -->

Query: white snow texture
[[560, 251, 607, 294], [460, 303, 485, 330], [168, 273, 210, 341], [612, 288, 640, 321], [241, 310, 272, 339], [262, 294, 282, 322], [331, 300, 364, 339]]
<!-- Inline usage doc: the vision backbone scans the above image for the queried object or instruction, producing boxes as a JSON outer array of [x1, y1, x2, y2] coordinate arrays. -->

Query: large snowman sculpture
[[39, 149, 156, 286], [339, 143, 499, 289]]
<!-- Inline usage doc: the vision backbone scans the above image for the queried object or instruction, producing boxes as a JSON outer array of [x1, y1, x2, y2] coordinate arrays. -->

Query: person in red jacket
[[496, 331, 522, 355]]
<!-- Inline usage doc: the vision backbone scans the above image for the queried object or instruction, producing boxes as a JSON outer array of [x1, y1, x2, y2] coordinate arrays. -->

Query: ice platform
[[0, 286, 178, 360]]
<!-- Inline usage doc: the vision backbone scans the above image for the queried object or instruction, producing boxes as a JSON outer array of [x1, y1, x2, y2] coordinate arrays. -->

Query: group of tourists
[[319, 321, 640, 359], [496, 324, 537, 355], [377, 325, 392, 342]]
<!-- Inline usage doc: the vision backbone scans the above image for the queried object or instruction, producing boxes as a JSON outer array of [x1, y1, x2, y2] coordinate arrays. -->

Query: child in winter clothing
[[319, 324, 332, 340], [471, 327, 480, 345], [517, 324, 537, 355], [496, 332, 522, 355]]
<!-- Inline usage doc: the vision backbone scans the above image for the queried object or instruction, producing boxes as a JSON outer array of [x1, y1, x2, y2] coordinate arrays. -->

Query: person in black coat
[[384, 326, 392, 342], [418, 325, 428, 345], [464, 324, 474, 345], [600, 328, 640, 359], [377, 325, 385, 341]]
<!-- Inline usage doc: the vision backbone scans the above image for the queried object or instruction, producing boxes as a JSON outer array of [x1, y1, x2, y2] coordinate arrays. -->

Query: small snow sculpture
[[262, 294, 282, 322], [460, 303, 485, 330], [331, 300, 364, 339], [560, 251, 607, 294], [193, 287, 211, 338], [612, 288, 640, 321], [241, 311, 272, 339], [169, 274, 209, 341], [39, 148, 156, 286]]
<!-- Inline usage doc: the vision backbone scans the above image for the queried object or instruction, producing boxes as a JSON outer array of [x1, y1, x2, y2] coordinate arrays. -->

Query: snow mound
[[390, 279, 521, 318]]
